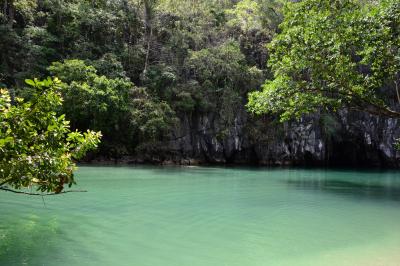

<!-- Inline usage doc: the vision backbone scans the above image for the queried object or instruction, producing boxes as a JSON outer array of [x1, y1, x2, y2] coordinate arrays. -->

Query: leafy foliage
[[130, 87, 177, 142], [226, 0, 263, 32], [248, 0, 400, 121], [0, 0, 281, 159], [48, 59, 177, 155], [186, 41, 263, 111], [0, 78, 101, 193], [48, 60, 132, 136]]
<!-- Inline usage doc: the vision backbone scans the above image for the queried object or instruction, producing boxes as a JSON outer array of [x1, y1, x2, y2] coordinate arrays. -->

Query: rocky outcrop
[[131, 105, 399, 167], [95, 105, 399, 167]]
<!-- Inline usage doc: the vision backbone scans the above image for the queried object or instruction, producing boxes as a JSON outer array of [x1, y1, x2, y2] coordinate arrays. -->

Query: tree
[[48, 59, 177, 156], [48, 59, 133, 140], [247, 0, 400, 121], [226, 0, 263, 33], [0, 77, 101, 194], [187, 41, 263, 111], [130, 86, 177, 143]]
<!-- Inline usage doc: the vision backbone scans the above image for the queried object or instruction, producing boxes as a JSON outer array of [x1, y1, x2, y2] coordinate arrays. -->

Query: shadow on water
[[286, 178, 400, 203]]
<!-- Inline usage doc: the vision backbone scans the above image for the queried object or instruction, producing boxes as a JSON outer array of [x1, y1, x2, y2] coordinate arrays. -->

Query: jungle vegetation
[[0, 0, 399, 192]]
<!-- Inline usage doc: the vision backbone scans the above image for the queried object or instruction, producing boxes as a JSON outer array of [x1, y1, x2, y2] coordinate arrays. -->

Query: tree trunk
[[143, 0, 153, 74], [3, 0, 7, 18], [7, 0, 15, 26]]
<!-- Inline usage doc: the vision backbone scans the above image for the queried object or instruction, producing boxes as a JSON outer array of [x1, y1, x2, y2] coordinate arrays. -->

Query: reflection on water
[[286, 177, 400, 202]]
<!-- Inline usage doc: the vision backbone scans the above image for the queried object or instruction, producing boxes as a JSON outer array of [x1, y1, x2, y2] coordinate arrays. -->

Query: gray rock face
[[139, 107, 400, 167]]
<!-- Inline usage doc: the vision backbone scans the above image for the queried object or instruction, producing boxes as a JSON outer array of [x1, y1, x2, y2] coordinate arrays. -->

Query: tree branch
[[0, 186, 87, 196], [300, 86, 400, 118], [0, 177, 15, 187]]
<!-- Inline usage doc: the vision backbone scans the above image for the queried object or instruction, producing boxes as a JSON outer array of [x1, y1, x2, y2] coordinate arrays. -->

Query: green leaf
[[25, 79, 36, 86]]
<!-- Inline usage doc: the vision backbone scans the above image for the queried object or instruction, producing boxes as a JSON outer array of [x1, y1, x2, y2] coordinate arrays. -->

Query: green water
[[1, 166, 400, 266]]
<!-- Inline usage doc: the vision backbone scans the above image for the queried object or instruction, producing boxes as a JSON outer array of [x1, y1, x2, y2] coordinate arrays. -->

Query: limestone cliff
[[132, 107, 400, 167]]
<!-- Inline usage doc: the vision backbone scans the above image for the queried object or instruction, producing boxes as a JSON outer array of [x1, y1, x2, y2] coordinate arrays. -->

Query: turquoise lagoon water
[[1, 166, 400, 266]]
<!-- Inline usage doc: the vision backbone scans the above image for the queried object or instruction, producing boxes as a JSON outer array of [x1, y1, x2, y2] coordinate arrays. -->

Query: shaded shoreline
[[79, 156, 400, 170]]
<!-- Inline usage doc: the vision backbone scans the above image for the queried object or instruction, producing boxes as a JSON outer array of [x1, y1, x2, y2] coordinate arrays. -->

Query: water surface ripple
[[1, 166, 400, 266]]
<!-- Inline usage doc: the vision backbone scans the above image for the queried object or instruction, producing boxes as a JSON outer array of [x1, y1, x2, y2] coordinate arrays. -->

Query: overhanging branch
[[0, 178, 15, 187], [300, 86, 400, 118], [0, 186, 87, 196]]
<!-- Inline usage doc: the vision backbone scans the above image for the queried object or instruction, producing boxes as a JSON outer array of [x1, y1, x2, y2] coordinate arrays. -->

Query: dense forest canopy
[[1, 0, 283, 157], [1, 0, 400, 190]]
